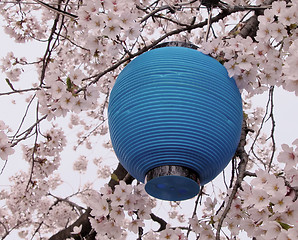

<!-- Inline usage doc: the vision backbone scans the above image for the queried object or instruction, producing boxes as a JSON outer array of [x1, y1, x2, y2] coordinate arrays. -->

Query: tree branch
[[32, 0, 78, 19], [215, 120, 249, 240], [150, 213, 167, 232], [48, 208, 92, 240]]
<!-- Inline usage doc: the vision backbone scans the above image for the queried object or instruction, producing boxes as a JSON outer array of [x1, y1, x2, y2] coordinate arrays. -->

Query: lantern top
[[152, 41, 198, 50]]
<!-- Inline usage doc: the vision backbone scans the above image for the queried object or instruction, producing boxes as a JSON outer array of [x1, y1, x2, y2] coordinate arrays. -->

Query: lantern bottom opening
[[144, 166, 200, 201]]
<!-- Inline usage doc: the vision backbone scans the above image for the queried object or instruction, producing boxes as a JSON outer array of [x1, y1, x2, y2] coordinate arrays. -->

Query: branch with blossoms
[[48, 163, 168, 240], [1, 0, 298, 239], [215, 120, 250, 239], [249, 86, 276, 169]]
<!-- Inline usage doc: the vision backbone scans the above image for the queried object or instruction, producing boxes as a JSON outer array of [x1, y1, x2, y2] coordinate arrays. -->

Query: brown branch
[[215, 120, 249, 240], [0, 87, 43, 96], [249, 87, 275, 168], [150, 213, 167, 232], [140, 5, 176, 23], [48, 163, 130, 240], [25, 102, 40, 191], [32, 0, 78, 18], [108, 163, 129, 190], [239, 14, 259, 39], [11, 94, 36, 142], [138, 0, 200, 23], [187, 188, 204, 237], [48, 207, 92, 240], [39, 0, 63, 86], [238, 0, 276, 38], [267, 86, 276, 169], [10, 115, 47, 147]]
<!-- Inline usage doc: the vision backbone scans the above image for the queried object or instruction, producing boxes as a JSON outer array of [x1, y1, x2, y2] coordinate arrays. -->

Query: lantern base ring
[[144, 166, 200, 201]]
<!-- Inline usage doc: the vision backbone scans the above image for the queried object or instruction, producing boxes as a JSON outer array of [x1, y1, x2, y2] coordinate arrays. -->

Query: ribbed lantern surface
[[108, 46, 243, 201]]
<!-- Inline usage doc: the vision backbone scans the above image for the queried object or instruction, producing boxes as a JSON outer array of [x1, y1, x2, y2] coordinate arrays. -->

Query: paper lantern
[[108, 43, 242, 201]]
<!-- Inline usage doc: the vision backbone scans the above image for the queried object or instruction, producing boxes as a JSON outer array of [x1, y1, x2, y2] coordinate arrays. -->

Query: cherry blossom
[[0, 131, 14, 161], [70, 224, 82, 235], [0, 0, 298, 239]]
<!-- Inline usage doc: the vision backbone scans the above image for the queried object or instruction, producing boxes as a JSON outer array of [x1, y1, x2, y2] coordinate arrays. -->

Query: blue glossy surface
[[108, 46, 243, 199], [145, 175, 200, 201]]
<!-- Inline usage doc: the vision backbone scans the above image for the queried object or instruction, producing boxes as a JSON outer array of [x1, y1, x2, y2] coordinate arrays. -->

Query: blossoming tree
[[0, 0, 298, 239]]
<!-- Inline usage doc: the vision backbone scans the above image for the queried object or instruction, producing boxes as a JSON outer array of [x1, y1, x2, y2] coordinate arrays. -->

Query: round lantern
[[108, 43, 243, 201]]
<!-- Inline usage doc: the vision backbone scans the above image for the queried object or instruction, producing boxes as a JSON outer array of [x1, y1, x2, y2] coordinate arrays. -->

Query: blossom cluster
[[82, 181, 154, 239], [0, 52, 24, 82], [186, 138, 298, 240], [37, 72, 100, 120], [1, 0, 298, 239], [0, 120, 14, 161], [202, 1, 298, 95], [76, 1, 142, 55], [236, 172, 298, 239], [220, 139, 298, 239], [0, 127, 78, 238]]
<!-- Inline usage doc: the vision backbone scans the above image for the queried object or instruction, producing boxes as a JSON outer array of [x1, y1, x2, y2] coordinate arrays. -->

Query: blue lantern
[[108, 43, 243, 201]]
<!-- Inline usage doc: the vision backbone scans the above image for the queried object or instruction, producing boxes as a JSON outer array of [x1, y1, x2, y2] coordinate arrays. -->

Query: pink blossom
[[127, 219, 144, 234], [71, 225, 82, 235], [277, 144, 298, 170], [0, 131, 14, 161]]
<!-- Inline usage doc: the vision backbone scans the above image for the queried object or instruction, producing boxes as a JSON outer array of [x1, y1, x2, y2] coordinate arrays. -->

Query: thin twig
[[204, 6, 213, 42], [267, 86, 276, 169], [0, 87, 43, 96], [187, 188, 203, 237], [11, 115, 47, 147], [12, 94, 36, 142], [49, 193, 85, 215], [32, 0, 78, 18], [39, 0, 64, 86], [218, 2, 292, 11], [140, 5, 175, 23], [222, 169, 229, 190], [249, 88, 273, 166], [25, 102, 40, 191], [75, 119, 107, 149], [30, 221, 44, 240], [0, 1, 85, 6], [0, 160, 8, 175]]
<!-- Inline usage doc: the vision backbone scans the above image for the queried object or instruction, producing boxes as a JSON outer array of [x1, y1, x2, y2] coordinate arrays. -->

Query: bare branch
[[150, 213, 167, 232], [39, 1, 65, 86], [10, 115, 47, 147], [25, 102, 40, 191], [0, 87, 43, 96], [11, 94, 36, 143], [267, 86, 276, 169], [75, 119, 107, 149]]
